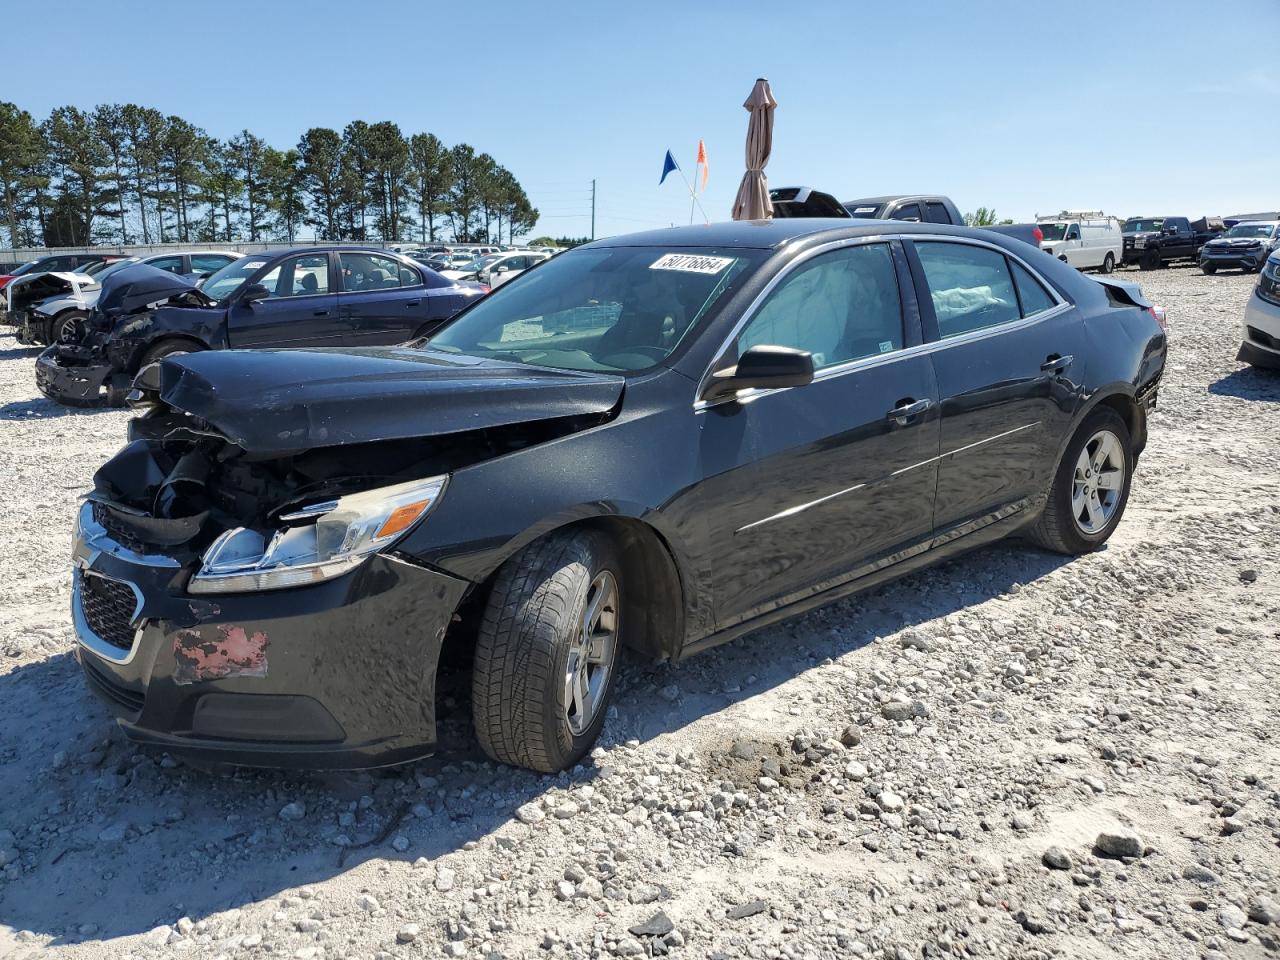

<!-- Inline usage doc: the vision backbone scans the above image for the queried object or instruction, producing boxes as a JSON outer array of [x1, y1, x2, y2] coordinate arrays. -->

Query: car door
[[225, 252, 341, 348], [337, 251, 428, 343], [692, 240, 941, 629], [1062, 224, 1084, 267], [906, 237, 1088, 534]]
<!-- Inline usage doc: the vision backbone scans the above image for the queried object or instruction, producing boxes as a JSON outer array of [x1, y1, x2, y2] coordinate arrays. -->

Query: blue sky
[[8, 0, 1279, 240]]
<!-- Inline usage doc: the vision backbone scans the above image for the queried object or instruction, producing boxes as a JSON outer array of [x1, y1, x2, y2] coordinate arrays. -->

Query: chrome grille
[[78, 570, 139, 652]]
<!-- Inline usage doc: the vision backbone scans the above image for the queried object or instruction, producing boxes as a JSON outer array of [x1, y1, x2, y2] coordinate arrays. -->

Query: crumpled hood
[[98, 264, 201, 317], [153, 347, 625, 453]]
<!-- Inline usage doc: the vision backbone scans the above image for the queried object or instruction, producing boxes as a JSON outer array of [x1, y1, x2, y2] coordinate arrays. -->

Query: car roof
[[844, 195, 946, 205], [585, 218, 982, 251]]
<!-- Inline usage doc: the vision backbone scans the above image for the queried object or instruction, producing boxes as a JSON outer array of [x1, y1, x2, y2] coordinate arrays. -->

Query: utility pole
[[590, 179, 596, 241]]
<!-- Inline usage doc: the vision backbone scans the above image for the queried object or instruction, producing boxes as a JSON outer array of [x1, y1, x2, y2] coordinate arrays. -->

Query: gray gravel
[[0, 265, 1277, 960]]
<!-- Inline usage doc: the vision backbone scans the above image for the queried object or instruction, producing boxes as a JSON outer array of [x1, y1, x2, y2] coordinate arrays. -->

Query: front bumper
[[35, 344, 119, 405], [1239, 292, 1280, 369], [72, 501, 471, 769], [1201, 248, 1268, 270]]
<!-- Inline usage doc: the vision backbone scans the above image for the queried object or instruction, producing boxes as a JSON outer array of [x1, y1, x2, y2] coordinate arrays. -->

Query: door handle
[[404, 300, 421, 307], [887, 398, 932, 422], [313, 310, 329, 316], [1041, 353, 1073, 374]]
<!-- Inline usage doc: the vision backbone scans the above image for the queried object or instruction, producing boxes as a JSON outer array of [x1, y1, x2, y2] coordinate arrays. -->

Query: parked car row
[[32, 247, 485, 405], [1237, 250, 1280, 369]]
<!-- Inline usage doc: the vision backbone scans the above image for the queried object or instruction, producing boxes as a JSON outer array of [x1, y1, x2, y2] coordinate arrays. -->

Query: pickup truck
[[1122, 216, 1224, 269]]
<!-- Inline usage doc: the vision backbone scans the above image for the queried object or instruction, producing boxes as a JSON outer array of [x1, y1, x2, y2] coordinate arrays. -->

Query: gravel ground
[[0, 265, 1277, 960]]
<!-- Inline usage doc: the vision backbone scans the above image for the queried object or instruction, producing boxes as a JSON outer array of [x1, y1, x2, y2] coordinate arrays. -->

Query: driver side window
[[734, 243, 904, 370], [914, 241, 1021, 338]]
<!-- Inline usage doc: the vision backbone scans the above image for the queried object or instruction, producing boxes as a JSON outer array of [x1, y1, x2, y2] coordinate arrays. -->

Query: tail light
[[1148, 305, 1167, 331], [1033, 226, 1043, 244], [478, 285, 491, 294]]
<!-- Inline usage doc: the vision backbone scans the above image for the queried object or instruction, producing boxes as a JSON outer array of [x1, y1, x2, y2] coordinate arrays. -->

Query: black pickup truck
[[1122, 216, 1224, 269]]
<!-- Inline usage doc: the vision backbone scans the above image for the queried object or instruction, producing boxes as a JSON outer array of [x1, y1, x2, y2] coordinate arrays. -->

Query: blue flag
[[659, 150, 679, 184]]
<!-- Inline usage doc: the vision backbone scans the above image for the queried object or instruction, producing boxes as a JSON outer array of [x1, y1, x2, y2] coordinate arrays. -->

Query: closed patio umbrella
[[731, 78, 777, 221]]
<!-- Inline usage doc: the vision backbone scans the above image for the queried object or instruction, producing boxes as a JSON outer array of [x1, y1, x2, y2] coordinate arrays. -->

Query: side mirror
[[494, 264, 510, 273], [702, 345, 815, 401], [240, 283, 270, 304]]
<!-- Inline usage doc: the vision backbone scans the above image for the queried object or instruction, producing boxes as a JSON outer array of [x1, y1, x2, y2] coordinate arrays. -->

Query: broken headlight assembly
[[188, 475, 447, 594]]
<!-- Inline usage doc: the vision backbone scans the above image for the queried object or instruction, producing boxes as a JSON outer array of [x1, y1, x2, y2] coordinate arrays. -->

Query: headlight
[[189, 475, 447, 594]]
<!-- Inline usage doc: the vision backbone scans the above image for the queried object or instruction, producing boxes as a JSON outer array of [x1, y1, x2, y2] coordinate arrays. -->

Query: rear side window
[[192, 253, 234, 272], [1009, 260, 1057, 317], [924, 201, 952, 224], [340, 252, 412, 291], [915, 241, 1021, 338], [148, 256, 185, 274], [736, 243, 903, 369], [891, 202, 922, 222]]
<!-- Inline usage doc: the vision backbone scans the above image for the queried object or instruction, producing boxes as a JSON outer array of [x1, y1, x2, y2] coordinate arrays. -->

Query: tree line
[[0, 102, 538, 250]]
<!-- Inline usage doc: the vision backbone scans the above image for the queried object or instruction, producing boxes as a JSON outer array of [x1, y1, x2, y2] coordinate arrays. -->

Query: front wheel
[[1140, 249, 1162, 270], [471, 529, 622, 773], [47, 310, 89, 345], [1030, 408, 1133, 555], [1100, 252, 1115, 274], [140, 338, 202, 368], [1201, 263, 1217, 275]]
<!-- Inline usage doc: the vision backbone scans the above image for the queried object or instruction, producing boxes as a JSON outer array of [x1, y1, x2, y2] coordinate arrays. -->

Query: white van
[[1037, 211, 1123, 273]]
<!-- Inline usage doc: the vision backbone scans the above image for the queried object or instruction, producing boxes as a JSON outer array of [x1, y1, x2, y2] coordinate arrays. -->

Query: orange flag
[[696, 139, 709, 192]]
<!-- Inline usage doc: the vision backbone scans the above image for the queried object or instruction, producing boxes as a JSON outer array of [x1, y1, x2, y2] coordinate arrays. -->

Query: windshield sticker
[[852, 206, 878, 215], [243, 261, 266, 270], [879, 340, 894, 353], [649, 253, 734, 275]]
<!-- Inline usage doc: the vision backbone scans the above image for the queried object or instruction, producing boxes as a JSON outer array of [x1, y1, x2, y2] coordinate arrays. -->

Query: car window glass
[[735, 243, 903, 370], [428, 245, 764, 373], [1009, 260, 1056, 318], [340, 252, 406, 291], [925, 201, 951, 224], [1065, 225, 1080, 240], [915, 241, 1021, 338], [398, 263, 421, 285], [148, 256, 185, 274], [259, 254, 330, 299], [191, 254, 233, 272], [892, 203, 922, 222]]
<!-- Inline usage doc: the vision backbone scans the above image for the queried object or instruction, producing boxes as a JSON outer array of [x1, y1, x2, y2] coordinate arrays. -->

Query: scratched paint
[[172, 625, 268, 685]]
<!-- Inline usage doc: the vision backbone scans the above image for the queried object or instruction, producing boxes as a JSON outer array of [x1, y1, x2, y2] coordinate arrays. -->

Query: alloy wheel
[[564, 570, 618, 735], [1072, 430, 1125, 535]]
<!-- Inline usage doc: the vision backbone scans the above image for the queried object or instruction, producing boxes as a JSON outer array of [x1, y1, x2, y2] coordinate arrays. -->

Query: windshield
[[10, 260, 41, 276], [426, 245, 765, 373], [1225, 223, 1276, 238], [1038, 223, 1068, 241], [202, 255, 268, 300], [847, 203, 883, 219], [1123, 219, 1164, 233]]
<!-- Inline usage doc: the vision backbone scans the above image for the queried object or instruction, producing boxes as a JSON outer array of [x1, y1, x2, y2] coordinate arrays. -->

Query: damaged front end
[[72, 349, 623, 768]]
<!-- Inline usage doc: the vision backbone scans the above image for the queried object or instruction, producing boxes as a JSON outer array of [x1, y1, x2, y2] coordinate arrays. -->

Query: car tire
[[1100, 252, 1115, 274], [471, 529, 622, 773], [1201, 263, 1217, 275], [1029, 407, 1133, 556], [49, 309, 89, 345], [1140, 249, 1161, 270], [140, 339, 202, 368]]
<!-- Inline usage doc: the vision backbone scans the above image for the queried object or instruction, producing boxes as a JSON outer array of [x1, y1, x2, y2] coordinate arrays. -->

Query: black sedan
[[36, 247, 483, 405], [70, 220, 1166, 772]]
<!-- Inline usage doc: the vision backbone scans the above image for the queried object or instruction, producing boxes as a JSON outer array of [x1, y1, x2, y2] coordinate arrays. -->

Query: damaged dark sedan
[[72, 220, 1166, 772], [37, 248, 483, 406]]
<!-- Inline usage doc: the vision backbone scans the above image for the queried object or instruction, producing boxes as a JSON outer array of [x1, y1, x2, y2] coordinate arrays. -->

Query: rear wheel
[[1100, 252, 1115, 274], [471, 529, 622, 773], [1030, 408, 1133, 555], [1201, 263, 1217, 275]]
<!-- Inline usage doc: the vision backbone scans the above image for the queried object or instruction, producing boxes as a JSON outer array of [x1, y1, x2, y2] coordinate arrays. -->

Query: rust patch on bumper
[[173, 625, 269, 685]]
